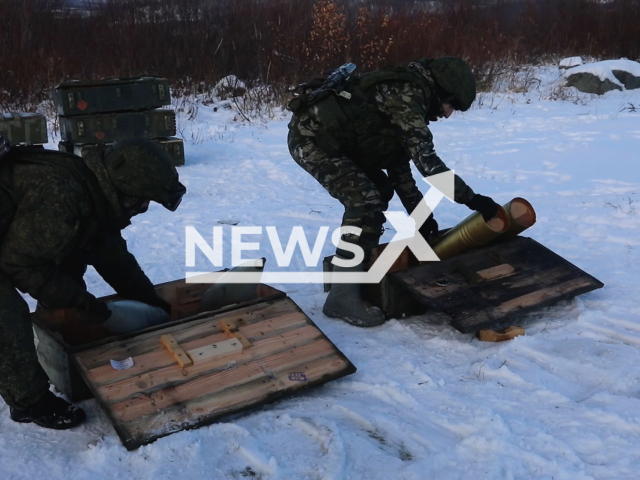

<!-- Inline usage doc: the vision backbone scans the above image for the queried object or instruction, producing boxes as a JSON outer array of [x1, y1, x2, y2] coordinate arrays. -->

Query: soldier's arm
[[88, 232, 171, 313], [372, 82, 475, 204], [0, 169, 91, 308], [386, 160, 423, 215]]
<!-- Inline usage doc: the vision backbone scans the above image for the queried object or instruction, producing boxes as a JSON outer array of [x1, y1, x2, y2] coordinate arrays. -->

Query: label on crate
[[288, 372, 308, 382], [110, 357, 134, 371]]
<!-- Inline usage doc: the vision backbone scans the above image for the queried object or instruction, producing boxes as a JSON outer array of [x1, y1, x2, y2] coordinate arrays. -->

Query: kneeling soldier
[[287, 57, 500, 327], [0, 137, 186, 429]]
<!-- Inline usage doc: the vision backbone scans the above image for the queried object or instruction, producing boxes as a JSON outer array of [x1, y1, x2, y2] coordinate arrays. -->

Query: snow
[[2, 69, 640, 479], [559, 56, 583, 69], [564, 59, 640, 87]]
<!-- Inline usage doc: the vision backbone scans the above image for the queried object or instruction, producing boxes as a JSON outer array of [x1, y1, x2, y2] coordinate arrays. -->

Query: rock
[[565, 72, 623, 94], [564, 59, 640, 94], [612, 70, 640, 90]]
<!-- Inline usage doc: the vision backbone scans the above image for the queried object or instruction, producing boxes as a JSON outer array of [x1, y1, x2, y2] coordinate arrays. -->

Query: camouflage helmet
[[422, 57, 476, 111], [104, 137, 186, 211]]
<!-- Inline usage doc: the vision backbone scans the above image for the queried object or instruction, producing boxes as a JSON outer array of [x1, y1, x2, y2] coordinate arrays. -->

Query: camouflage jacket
[[0, 148, 160, 309], [288, 68, 475, 206]]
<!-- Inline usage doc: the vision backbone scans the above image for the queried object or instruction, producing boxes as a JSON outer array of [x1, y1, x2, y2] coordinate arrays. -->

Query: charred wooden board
[[72, 297, 356, 450], [390, 237, 604, 333]]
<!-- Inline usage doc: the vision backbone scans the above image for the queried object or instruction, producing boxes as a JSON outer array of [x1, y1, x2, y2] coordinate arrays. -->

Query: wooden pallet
[[322, 236, 604, 333], [390, 236, 604, 333], [72, 296, 355, 450]]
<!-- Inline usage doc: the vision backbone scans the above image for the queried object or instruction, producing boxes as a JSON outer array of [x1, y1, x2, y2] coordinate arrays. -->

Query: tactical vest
[[0, 147, 112, 241], [289, 66, 433, 165]]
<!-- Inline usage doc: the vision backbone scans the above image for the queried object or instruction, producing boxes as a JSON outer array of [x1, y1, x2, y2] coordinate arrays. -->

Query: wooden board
[[72, 296, 356, 450], [31, 279, 285, 401], [390, 237, 604, 333]]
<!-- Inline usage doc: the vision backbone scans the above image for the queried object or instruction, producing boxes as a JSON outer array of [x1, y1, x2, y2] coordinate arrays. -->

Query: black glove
[[76, 294, 112, 325], [465, 194, 500, 222], [419, 214, 439, 241]]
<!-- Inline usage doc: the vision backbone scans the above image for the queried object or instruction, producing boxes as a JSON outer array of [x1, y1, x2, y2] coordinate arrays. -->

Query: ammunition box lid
[[1, 112, 45, 121], [32, 278, 356, 450], [54, 76, 170, 89], [53, 76, 172, 116]]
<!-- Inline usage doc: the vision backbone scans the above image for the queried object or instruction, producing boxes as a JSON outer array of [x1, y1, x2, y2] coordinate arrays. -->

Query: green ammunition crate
[[59, 109, 176, 144], [53, 77, 171, 116], [157, 136, 185, 166], [66, 136, 185, 167], [0, 112, 48, 145]]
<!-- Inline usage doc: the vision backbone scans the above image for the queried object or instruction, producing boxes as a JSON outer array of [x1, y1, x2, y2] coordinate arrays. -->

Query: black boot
[[323, 262, 386, 327], [10, 391, 86, 430]]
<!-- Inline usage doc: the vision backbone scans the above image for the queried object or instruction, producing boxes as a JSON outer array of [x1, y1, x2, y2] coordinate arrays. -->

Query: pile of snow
[[214, 75, 247, 99], [564, 58, 640, 94]]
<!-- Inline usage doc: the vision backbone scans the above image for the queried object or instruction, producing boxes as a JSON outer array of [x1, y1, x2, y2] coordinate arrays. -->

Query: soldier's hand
[[76, 294, 112, 325], [418, 214, 439, 241], [465, 194, 500, 222]]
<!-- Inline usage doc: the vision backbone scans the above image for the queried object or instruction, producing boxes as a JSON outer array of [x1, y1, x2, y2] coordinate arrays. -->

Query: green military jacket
[[288, 66, 475, 206], [0, 147, 161, 309]]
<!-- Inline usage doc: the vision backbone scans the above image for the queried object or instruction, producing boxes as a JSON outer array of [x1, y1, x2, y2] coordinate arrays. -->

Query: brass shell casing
[[432, 205, 511, 260], [501, 197, 537, 240]]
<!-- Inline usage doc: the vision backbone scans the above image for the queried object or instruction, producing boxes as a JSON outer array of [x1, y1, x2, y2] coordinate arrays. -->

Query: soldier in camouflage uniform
[[0, 137, 186, 429], [287, 57, 500, 327]]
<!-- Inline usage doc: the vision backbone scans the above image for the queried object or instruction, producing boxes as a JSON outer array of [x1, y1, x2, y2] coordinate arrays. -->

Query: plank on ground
[[390, 237, 603, 333], [494, 277, 597, 315], [476, 263, 515, 280], [443, 264, 582, 315], [406, 253, 566, 305], [435, 264, 574, 314], [453, 276, 597, 332]]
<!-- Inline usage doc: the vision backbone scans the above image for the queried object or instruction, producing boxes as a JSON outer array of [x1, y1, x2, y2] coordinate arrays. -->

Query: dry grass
[[1, 0, 639, 110]]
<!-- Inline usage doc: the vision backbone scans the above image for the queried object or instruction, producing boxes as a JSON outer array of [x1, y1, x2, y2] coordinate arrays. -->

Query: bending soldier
[[287, 57, 500, 327], [0, 137, 186, 429]]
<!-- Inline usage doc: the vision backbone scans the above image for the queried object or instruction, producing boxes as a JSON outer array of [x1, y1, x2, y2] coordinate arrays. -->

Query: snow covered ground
[[2, 68, 640, 479]]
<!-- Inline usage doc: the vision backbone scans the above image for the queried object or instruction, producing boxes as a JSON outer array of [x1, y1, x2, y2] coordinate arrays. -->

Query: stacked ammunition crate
[[0, 112, 48, 145], [53, 77, 185, 166]]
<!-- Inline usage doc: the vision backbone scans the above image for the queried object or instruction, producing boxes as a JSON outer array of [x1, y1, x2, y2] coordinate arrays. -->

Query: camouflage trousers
[[0, 270, 50, 408], [288, 131, 394, 261]]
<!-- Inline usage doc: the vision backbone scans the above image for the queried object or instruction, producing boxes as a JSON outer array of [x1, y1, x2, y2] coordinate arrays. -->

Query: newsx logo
[[185, 172, 455, 284]]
